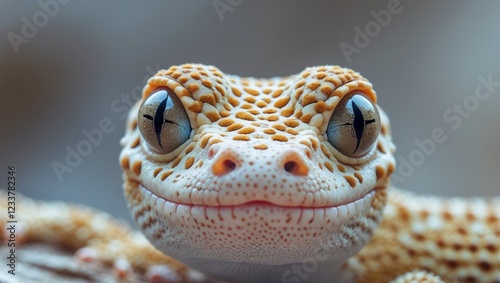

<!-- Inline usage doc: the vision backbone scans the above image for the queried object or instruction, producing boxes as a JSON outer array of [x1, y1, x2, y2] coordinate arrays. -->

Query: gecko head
[[119, 64, 396, 280]]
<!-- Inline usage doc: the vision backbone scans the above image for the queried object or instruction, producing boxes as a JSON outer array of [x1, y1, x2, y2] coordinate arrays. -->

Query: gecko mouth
[[138, 183, 379, 210], [132, 182, 387, 269]]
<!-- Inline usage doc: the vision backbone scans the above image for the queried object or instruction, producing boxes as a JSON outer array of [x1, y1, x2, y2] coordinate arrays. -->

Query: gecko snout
[[209, 144, 310, 177]]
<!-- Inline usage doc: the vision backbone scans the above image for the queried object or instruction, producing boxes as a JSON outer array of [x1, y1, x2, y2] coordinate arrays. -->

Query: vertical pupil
[[139, 88, 192, 154], [153, 96, 169, 149], [142, 91, 171, 150], [327, 93, 379, 158], [349, 97, 376, 155], [351, 100, 364, 154]]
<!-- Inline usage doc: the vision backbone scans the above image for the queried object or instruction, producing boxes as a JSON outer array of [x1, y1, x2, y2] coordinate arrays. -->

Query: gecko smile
[[139, 183, 378, 210], [130, 178, 386, 275]]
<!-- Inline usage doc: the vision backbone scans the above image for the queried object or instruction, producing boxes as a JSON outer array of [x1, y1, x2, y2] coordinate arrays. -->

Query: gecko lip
[[139, 184, 379, 209]]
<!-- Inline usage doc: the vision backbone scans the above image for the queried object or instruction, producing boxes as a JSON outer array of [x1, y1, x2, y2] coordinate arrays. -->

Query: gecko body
[[2, 64, 499, 283]]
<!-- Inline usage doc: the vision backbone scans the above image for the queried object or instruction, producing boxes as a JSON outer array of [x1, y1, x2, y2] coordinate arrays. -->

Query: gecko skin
[[2, 64, 499, 283]]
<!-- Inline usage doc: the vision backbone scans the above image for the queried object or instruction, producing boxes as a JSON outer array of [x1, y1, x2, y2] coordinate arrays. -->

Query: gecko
[[1, 64, 499, 283]]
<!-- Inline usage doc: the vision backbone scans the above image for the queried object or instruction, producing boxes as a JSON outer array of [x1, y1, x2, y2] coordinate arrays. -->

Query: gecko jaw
[[129, 180, 386, 267]]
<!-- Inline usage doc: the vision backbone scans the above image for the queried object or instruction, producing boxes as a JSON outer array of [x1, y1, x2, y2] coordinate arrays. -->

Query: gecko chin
[[125, 180, 387, 282]]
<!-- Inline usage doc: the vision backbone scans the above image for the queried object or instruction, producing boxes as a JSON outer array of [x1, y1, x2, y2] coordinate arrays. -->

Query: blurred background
[[1, 1, 499, 223]]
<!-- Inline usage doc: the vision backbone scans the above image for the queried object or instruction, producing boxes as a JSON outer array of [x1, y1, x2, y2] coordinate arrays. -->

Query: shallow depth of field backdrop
[[1, 1, 499, 222]]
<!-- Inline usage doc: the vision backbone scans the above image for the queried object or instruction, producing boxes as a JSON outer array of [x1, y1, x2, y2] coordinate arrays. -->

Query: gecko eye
[[326, 92, 380, 158], [138, 87, 191, 153]]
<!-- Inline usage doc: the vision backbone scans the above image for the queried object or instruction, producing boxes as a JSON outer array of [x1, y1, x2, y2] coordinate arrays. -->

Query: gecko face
[[120, 64, 395, 278]]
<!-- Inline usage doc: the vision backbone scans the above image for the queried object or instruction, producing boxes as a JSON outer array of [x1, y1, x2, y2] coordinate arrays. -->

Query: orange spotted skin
[[350, 190, 500, 282], [2, 64, 498, 283]]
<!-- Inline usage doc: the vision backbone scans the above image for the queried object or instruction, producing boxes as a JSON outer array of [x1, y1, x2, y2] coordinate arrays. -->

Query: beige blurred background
[[1, 1, 499, 223]]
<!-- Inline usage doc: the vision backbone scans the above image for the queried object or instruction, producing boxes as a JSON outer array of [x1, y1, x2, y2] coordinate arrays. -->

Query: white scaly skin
[[1, 64, 498, 283]]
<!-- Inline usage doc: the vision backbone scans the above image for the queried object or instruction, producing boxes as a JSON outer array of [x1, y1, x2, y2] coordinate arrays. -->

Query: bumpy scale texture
[[1, 64, 499, 283]]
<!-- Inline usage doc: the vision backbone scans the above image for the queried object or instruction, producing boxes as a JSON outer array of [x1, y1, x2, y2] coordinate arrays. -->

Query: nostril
[[284, 161, 297, 173], [212, 158, 238, 176], [283, 158, 309, 176], [223, 159, 236, 171]]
